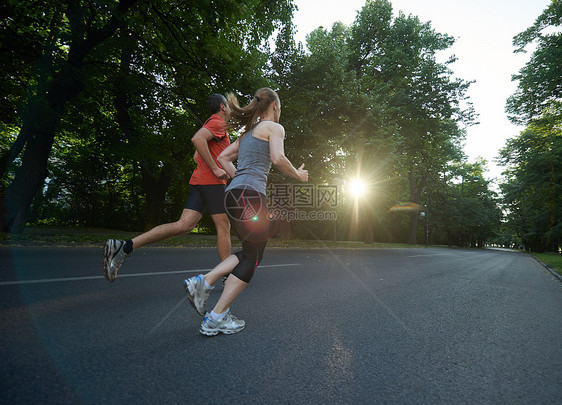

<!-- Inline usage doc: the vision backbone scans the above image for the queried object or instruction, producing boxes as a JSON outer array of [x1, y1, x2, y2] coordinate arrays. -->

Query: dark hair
[[207, 93, 227, 114], [226, 88, 280, 134]]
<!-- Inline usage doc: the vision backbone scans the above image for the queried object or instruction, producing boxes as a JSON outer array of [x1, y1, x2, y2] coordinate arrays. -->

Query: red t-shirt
[[189, 114, 231, 185]]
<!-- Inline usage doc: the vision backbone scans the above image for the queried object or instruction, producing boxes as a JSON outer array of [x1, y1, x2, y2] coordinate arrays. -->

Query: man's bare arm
[[191, 128, 228, 180]]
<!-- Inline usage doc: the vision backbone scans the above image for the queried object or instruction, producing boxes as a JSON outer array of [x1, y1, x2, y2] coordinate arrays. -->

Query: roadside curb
[[530, 255, 562, 283]]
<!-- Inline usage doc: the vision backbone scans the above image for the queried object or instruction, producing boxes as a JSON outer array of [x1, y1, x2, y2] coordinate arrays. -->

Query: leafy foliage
[[507, 0, 562, 124], [1, 0, 504, 247], [501, 0, 562, 252], [499, 116, 562, 252], [270, 0, 479, 244], [1, 0, 295, 232]]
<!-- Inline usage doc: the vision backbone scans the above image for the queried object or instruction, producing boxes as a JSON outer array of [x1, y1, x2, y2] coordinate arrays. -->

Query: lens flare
[[349, 178, 366, 197], [389, 202, 421, 213]]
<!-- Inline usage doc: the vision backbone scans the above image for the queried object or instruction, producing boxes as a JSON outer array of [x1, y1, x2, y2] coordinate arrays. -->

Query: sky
[[291, 0, 551, 181]]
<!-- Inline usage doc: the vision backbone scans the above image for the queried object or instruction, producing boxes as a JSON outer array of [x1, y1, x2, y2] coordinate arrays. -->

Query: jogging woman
[[183, 87, 308, 336]]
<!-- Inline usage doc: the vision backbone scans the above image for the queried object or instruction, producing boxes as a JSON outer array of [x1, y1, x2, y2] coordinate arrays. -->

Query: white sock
[[210, 310, 226, 322], [204, 278, 213, 289]]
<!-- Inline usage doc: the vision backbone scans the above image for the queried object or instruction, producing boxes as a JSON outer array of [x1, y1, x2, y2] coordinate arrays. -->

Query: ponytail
[[227, 88, 280, 135]]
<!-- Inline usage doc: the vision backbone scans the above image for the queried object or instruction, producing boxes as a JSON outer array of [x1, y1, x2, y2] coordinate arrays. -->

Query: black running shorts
[[184, 184, 226, 215]]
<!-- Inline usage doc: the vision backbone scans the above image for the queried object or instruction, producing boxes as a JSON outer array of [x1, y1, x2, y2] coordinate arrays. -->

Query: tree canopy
[[1, 0, 505, 247], [506, 0, 562, 124], [500, 0, 562, 252]]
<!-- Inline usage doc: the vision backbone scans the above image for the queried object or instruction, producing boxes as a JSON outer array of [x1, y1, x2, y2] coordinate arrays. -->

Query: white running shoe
[[199, 310, 245, 336], [103, 239, 129, 282], [183, 274, 211, 316]]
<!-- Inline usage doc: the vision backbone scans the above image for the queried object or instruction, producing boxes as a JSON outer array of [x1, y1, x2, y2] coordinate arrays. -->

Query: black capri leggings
[[224, 188, 270, 283]]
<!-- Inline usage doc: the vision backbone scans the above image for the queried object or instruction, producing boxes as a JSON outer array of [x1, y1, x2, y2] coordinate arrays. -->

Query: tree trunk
[[407, 170, 426, 245], [363, 201, 374, 244], [0, 73, 78, 233], [113, 37, 174, 232], [408, 211, 419, 245], [279, 220, 292, 239], [0, 0, 139, 233], [1, 128, 56, 233], [141, 166, 173, 231]]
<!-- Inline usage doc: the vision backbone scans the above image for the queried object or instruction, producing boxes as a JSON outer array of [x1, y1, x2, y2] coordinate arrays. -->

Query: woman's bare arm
[[217, 140, 240, 179], [269, 125, 308, 182]]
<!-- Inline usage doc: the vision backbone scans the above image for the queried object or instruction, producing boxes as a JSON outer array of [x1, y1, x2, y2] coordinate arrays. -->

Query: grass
[[530, 252, 562, 276], [3, 227, 562, 276], [1, 227, 220, 247], [0, 226, 426, 249]]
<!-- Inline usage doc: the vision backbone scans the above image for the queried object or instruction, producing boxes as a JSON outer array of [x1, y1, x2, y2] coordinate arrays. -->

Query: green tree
[[455, 161, 501, 248], [350, 1, 475, 244], [1, 0, 296, 233], [272, 22, 363, 185], [506, 0, 562, 124], [268, 22, 365, 239], [0, 0, 139, 233], [422, 160, 501, 248], [499, 116, 562, 252], [502, 0, 562, 252], [268, 0, 476, 244]]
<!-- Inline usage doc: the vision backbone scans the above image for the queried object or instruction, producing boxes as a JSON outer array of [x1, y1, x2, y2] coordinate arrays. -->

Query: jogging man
[[103, 94, 232, 282]]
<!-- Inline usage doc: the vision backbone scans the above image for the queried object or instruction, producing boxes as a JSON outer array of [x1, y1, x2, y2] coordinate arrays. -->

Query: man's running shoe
[[103, 239, 129, 282], [199, 310, 245, 336], [183, 274, 211, 316]]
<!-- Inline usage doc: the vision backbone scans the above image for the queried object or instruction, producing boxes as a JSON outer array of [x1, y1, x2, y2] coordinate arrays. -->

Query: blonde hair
[[227, 87, 280, 135]]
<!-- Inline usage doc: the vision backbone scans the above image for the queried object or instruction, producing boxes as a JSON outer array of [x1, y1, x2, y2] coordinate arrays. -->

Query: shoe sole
[[184, 280, 205, 316], [199, 328, 220, 336], [199, 325, 245, 336], [102, 242, 123, 283], [102, 243, 116, 282]]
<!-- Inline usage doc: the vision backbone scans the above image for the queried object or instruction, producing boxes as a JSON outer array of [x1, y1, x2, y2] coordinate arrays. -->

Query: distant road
[[1, 246, 561, 404]]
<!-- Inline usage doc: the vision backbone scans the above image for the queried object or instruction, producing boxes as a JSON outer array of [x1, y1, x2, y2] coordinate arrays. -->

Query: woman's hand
[[296, 164, 308, 182]]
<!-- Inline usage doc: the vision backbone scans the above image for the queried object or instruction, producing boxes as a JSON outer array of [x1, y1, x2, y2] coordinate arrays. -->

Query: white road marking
[[407, 253, 450, 258], [0, 263, 302, 286]]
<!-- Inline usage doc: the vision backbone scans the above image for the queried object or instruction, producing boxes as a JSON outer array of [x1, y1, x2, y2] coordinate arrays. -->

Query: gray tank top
[[226, 122, 272, 195]]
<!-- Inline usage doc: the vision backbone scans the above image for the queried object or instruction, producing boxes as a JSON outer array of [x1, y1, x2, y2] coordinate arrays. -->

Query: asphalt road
[[1, 245, 561, 404]]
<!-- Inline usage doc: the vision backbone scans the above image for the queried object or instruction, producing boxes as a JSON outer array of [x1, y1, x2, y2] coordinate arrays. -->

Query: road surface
[[1, 245, 561, 404]]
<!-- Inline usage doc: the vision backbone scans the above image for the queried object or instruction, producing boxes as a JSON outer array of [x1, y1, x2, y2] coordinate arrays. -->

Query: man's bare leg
[[131, 209, 202, 251], [103, 209, 202, 282], [211, 213, 231, 260]]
